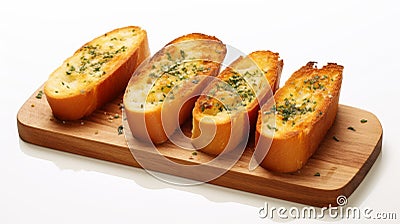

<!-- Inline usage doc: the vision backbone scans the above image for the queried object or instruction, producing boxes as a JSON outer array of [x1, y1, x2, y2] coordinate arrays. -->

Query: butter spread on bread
[[44, 26, 150, 120], [192, 51, 283, 155], [255, 62, 343, 173], [124, 33, 226, 144]]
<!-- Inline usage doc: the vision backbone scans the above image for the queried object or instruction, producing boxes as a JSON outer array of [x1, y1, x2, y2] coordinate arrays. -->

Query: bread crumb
[[107, 115, 114, 122]]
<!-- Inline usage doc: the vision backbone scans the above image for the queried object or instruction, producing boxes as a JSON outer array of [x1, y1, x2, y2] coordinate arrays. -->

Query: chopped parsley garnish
[[65, 65, 75, 75], [66, 43, 128, 78], [35, 90, 43, 99], [347, 126, 356, 131], [333, 136, 340, 142], [180, 50, 186, 59], [117, 125, 124, 135], [267, 124, 278, 131], [166, 52, 172, 61], [360, 119, 368, 124], [276, 98, 315, 123], [225, 73, 255, 108]]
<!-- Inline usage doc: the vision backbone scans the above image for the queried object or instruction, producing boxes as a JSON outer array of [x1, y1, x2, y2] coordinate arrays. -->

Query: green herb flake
[[347, 126, 356, 131], [117, 125, 124, 135], [333, 136, 340, 142], [180, 50, 186, 59], [65, 65, 75, 75], [166, 52, 172, 61], [35, 90, 43, 99], [314, 172, 321, 177], [267, 124, 278, 131], [192, 151, 198, 156], [360, 119, 368, 124]]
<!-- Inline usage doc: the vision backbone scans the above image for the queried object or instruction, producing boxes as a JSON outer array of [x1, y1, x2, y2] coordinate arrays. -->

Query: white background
[[1, 0, 399, 223]]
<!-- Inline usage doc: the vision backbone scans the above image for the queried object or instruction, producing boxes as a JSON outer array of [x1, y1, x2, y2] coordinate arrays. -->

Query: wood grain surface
[[17, 86, 382, 207]]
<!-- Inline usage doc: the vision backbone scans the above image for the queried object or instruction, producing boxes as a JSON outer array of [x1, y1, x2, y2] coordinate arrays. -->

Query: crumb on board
[[347, 126, 356, 131], [333, 136, 339, 142], [35, 90, 43, 99]]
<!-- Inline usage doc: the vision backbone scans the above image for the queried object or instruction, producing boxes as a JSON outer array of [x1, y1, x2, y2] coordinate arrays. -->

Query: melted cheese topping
[[124, 39, 226, 111], [46, 28, 140, 95], [262, 72, 340, 136], [198, 56, 268, 116], [146, 60, 205, 104]]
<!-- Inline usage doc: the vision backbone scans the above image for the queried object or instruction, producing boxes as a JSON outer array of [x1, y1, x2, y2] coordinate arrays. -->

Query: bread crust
[[124, 33, 226, 144], [166, 33, 222, 45], [44, 26, 150, 120], [192, 51, 283, 155], [255, 62, 343, 173]]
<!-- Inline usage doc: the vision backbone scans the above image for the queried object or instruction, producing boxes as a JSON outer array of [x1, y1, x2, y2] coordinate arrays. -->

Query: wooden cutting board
[[17, 86, 382, 207]]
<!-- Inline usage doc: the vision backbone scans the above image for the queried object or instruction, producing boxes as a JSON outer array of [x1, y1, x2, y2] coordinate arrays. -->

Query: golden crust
[[192, 51, 283, 155], [124, 33, 226, 144], [248, 51, 283, 93], [166, 33, 222, 46], [255, 62, 344, 173], [44, 26, 150, 120]]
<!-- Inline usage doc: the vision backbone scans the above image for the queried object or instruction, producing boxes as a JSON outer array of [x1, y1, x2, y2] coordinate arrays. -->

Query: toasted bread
[[44, 26, 150, 120], [255, 62, 343, 173], [191, 51, 283, 155], [123, 33, 227, 144]]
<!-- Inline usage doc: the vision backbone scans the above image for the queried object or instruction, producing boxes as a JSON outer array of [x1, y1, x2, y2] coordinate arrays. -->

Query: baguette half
[[123, 33, 227, 144], [255, 62, 343, 173], [44, 26, 150, 120], [192, 51, 283, 155]]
